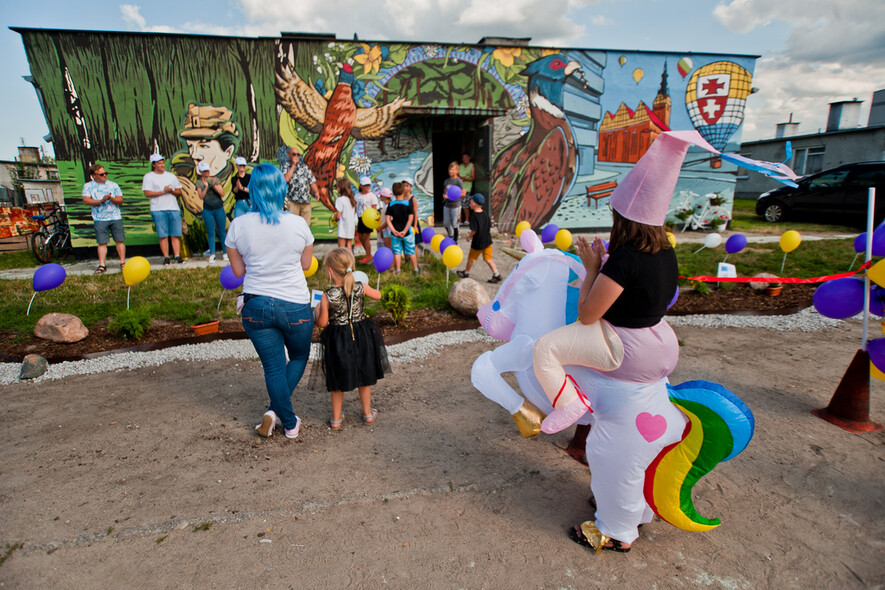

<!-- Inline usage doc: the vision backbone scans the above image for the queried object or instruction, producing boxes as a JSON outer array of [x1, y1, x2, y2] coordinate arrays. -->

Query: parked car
[[756, 161, 885, 225]]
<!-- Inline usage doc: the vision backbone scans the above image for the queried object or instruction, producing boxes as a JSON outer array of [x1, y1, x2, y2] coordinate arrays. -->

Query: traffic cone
[[811, 349, 883, 433]]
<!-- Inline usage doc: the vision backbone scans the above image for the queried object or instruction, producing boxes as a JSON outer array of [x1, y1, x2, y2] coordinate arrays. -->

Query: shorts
[[94, 219, 125, 244], [461, 195, 471, 208], [151, 209, 183, 238], [391, 232, 416, 256], [468, 245, 493, 262], [356, 218, 372, 234]]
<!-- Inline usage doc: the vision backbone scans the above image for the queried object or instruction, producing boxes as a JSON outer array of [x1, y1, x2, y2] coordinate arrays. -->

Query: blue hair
[[248, 164, 286, 225]]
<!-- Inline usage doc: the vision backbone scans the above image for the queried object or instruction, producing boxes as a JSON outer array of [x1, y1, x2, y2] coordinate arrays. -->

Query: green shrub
[[381, 284, 411, 325], [108, 309, 153, 340]]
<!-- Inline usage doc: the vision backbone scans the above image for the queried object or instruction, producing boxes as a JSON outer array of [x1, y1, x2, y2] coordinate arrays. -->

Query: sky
[[1, 0, 883, 160]]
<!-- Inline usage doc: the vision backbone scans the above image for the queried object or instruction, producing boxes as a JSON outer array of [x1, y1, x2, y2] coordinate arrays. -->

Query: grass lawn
[[729, 198, 859, 234]]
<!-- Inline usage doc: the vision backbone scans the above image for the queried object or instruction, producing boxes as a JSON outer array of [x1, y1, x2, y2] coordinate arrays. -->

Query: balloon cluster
[[420, 227, 463, 269], [516, 222, 573, 252]]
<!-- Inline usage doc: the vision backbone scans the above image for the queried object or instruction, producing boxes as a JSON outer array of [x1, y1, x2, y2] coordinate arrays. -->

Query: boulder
[[750, 272, 781, 291], [34, 313, 89, 343], [448, 278, 491, 318], [19, 354, 48, 380]]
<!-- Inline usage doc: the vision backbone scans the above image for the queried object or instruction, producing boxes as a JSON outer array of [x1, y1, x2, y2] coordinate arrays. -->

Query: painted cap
[[235, 157, 247, 166], [149, 154, 164, 163], [179, 103, 239, 140], [609, 130, 718, 226], [196, 162, 210, 172], [471, 193, 485, 206], [359, 175, 371, 186]]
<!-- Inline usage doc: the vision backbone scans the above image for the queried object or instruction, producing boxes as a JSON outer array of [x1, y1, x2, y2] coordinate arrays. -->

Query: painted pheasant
[[490, 54, 582, 233], [275, 63, 410, 210]]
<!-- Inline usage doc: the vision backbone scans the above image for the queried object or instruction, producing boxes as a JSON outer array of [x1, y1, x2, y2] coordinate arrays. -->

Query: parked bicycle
[[30, 207, 72, 263]]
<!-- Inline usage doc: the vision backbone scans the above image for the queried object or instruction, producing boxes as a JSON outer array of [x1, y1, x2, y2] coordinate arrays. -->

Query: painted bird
[[275, 63, 409, 210], [490, 54, 582, 233]]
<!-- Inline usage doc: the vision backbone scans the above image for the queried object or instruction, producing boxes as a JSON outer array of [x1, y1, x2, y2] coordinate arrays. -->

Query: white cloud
[[120, 4, 147, 29], [590, 14, 613, 26]]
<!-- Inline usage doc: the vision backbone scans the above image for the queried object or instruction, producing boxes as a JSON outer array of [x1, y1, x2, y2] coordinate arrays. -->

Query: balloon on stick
[[869, 259, 885, 288], [373, 246, 394, 289], [554, 229, 572, 251], [868, 337, 885, 374], [442, 244, 464, 285], [421, 227, 436, 244], [217, 265, 244, 310], [779, 230, 801, 273], [121, 256, 151, 309], [304, 256, 319, 278], [723, 233, 747, 262], [353, 270, 369, 285], [812, 278, 865, 319], [850, 233, 866, 270], [514, 221, 531, 238], [439, 237, 456, 252], [361, 208, 381, 230], [694, 232, 722, 253], [27, 263, 66, 315], [540, 224, 559, 244], [430, 234, 444, 253], [667, 232, 677, 248]]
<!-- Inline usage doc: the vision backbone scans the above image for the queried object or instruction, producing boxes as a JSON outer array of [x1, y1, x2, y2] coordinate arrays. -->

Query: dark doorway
[[430, 119, 492, 225]]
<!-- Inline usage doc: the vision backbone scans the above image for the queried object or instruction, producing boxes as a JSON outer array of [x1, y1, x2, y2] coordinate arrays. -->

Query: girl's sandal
[[569, 522, 632, 554], [329, 415, 344, 430], [363, 409, 378, 425]]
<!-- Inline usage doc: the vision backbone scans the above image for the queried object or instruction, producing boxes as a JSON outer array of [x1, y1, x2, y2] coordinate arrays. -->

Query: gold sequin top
[[326, 283, 365, 326]]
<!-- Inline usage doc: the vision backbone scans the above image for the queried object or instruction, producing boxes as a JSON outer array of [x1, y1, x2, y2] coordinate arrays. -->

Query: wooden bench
[[586, 181, 618, 209]]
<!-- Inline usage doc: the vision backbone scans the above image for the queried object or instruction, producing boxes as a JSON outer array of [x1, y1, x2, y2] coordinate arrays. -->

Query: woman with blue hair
[[225, 164, 314, 439]]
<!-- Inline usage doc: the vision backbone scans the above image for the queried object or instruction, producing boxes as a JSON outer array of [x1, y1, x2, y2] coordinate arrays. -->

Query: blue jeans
[[241, 296, 313, 429], [233, 200, 250, 218], [202, 207, 227, 255]]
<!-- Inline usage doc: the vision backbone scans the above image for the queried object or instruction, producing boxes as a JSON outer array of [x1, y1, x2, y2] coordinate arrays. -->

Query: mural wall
[[16, 29, 756, 247]]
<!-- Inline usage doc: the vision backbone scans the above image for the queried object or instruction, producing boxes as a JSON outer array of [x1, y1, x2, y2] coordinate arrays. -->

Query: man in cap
[[279, 146, 321, 226], [354, 175, 380, 262], [142, 154, 184, 265], [82, 163, 125, 273]]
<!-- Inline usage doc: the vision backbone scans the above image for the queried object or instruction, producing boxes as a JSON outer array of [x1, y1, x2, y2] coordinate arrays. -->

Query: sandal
[[329, 414, 344, 430], [363, 409, 378, 424], [568, 522, 632, 554], [94, 265, 107, 274]]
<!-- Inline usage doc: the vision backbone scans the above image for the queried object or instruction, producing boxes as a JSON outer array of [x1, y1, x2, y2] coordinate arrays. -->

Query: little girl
[[335, 178, 357, 250], [315, 247, 390, 430]]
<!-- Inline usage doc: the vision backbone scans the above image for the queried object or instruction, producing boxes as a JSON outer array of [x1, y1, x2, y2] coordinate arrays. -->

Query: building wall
[[735, 128, 885, 200], [17, 28, 756, 245]]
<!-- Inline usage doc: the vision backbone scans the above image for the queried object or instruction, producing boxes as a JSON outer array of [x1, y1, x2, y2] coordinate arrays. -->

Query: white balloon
[[704, 233, 723, 249], [353, 270, 369, 284]]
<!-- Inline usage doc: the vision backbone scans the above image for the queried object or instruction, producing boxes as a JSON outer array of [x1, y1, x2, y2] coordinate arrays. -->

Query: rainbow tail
[[644, 380, 755, 532]]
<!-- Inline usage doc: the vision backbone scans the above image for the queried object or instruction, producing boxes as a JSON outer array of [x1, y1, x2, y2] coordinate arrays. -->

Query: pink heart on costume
[[635, 412, 667, 442]]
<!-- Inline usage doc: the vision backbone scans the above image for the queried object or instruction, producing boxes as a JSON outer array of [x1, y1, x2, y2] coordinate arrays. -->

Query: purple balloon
[[33, 263, 66, 292], [725, 234, 747, 254], [813, 277, 865, 319], [869, 337, 885, 373], [439, 237, 456, 252], [446, 185, 462, 202], [874, 225, 885, 256], [667, 285, 680, 309], [870, 285, 885, 317], [854, 233, 866, 253], [421, 227, 436, 244], [540, 224, 559, 243], [373, 247, 394, 273], [219, 265, 244, 290]]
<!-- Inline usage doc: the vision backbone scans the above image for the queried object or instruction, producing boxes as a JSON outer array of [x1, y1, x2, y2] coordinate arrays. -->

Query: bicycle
[[30, 208, 72, 263]]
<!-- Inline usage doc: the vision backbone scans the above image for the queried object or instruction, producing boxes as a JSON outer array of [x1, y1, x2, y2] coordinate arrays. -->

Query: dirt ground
[[1, 316, 883, 588]]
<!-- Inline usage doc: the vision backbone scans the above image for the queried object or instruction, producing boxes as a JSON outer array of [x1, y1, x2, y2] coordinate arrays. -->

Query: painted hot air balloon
[[685, 61, 752, 151], [677, 56, 693, 78], [618, 55, 627, 67], [632, 68, 644, 84]]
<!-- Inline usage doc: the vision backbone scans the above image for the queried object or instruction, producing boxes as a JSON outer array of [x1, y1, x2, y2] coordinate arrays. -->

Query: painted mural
[[15, 28, 756, 248]]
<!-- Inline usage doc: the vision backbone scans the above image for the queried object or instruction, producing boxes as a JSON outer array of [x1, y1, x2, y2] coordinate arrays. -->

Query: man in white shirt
[[142, 154, 184, 264], [82, 163, 125, 273]]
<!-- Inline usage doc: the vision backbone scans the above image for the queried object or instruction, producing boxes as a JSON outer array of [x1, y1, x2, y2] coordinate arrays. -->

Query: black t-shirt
[[600, 245, 678, 328], [386, 200, 412, 232], [232, 173, 251, 200], [468, 209, 492, 250]]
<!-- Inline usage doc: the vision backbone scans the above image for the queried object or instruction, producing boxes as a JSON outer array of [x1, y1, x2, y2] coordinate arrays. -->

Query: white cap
[[359, 175, 371, 186], [196, 162, 210, 172], [400, 176, 414, 186], [149, 154, 164, 163], [235, 157, 247, 166]]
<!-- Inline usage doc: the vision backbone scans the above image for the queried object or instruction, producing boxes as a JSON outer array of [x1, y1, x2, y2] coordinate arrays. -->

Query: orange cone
[[812, 349, 883, 433]]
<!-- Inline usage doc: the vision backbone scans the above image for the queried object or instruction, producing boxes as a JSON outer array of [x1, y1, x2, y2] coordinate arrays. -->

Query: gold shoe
[[511, 400, 546, 438], [579, 521, 609, 554]]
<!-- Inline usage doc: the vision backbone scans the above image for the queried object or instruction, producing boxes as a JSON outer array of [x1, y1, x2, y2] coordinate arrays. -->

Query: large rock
[[750, 272, 781, 291], [448, 278, 491, 318], [19, 354, 48, 380], [34, 313, 89, 343]]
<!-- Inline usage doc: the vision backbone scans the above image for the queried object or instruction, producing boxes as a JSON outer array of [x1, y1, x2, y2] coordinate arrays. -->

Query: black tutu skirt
[[318, 318, 390, 392]]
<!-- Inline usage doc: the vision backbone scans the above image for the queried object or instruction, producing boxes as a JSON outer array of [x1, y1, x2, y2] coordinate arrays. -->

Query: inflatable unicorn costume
[[472, 131, 757, 551]]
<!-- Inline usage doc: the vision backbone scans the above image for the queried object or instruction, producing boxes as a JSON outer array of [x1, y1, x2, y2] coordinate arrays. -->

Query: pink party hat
[[609, 130, 718, 226]]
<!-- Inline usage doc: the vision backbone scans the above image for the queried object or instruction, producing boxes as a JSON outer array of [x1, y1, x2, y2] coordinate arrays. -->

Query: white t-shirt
[[142, 171, 182, 212], [225, 212, 314, 304], [355, 191, 379, 217], [335, 196, 356, 240]]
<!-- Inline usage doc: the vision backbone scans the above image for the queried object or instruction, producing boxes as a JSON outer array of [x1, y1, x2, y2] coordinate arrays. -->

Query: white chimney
[[775, 113, 800, 138], [827, 99, 862, 132]]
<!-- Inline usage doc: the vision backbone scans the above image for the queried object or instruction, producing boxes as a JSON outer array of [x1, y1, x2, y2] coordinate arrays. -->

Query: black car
[[756, 161, 885, 225]]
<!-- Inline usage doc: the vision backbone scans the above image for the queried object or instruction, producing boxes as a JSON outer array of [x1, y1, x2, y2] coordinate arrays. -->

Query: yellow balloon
[[779, 230, 801, 253], [442, 245, 464, 269], [869, 259, 885, 288], [872, 361, 885, 381], [430, 234, 444, 253], [632, 68, 644, 84], [515, 221, 531, 238], [361, 208, 381, 230], [304, 256, 319, 278], [554, 229, 572, 250], [667, 232, 677, 248], [122, 256, 150, 286]]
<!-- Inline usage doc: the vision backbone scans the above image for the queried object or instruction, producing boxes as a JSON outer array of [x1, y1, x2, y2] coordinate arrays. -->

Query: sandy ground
[[1, 315, 883, 588]]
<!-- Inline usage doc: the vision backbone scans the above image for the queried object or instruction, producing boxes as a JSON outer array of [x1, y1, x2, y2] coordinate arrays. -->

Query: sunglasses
[[95, 172, 107, 177]]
